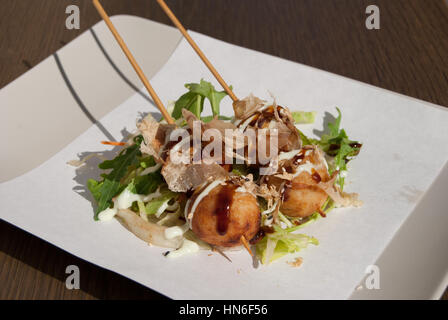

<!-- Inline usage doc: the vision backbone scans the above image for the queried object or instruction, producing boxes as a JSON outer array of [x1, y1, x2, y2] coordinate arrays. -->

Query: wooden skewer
[[211, 246, 232, 263], [156, 0, 238, 102], [92, 0, 175, 125], [240, 235, 254, 257], [95, 0, 251, 258]]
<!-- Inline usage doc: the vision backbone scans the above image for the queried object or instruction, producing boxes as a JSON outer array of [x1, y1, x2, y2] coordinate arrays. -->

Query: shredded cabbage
[[145, 188, 178, 218], [256, 225, 318, 264], [292, 111, 316, 124]]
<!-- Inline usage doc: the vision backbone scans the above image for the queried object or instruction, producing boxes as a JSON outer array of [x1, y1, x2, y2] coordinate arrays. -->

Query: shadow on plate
[[312, 110, 337, 139], [0, 113, 169, 300]]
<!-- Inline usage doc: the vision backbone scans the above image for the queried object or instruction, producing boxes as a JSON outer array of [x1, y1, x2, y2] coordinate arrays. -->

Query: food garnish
[[78, 79, 363, 265]]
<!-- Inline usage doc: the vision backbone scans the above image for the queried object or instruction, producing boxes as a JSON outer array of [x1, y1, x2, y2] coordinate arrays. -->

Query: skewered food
[[188, 181, 260, 247], [268, 146, 331, 218], [88, 1, 363, 266], [79, 80, 362, 264]]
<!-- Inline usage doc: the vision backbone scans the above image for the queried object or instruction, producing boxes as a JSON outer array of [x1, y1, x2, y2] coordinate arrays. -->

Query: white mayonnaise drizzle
[[116, 188, 143, 210], [278, 149, 302, 161], [98, 187, 145, 222], [184, 180, 226, 227], [237, 114, 258, 132], [164, 224, 189, 240], [166, 239, 199, 258], [292, 161, 316, 178], [142, 187, 162, 202], [98, 208, 118, 222]]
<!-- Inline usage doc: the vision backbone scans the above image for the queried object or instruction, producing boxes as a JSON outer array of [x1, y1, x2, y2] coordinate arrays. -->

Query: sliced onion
[[116, 209, 183, 248]]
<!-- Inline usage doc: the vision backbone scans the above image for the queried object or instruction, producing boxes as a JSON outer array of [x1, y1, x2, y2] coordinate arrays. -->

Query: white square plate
[[1, 16, 447, 299]]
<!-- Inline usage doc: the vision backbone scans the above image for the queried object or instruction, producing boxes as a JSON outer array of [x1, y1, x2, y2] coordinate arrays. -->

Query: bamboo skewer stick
[[240, 235, 254, 257], [211, 246, 232, 263], [94, 0, 253, 259], [92, 0, 175, 125], [156, 0, 253, 257], [156, 0, 238, 102]]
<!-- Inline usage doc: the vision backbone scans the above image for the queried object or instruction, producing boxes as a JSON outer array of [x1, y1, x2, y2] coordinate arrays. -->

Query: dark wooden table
[[1, 0, 447, 300]]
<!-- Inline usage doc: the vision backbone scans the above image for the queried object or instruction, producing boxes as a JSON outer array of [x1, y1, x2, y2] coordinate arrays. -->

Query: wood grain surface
[[0, 0, 447, 300]]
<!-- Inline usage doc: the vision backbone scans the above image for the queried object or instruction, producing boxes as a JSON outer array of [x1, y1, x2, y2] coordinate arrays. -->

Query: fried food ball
[[281, 172, 329, 218], [270, 147, 330, 218], [191, 183, 261, 247]]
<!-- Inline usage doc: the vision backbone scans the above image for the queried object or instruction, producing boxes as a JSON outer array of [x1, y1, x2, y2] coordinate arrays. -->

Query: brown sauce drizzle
[[311, 169, 322, 183], [281, 182, 291, 202], [248, 113, 261, 127], [257, 116, 270, 129], [264, 106, 275, 114], [293, 152, 305, 166], [249, 229, 265, 245], [257, 109, 275, 128], [349, 143, 363, 156], [250, 226, 275, 245], [350, 143, 363, 149], [215, 184, 237, 236], [245, 105, 287, 130], [318, 208, 327, 218]]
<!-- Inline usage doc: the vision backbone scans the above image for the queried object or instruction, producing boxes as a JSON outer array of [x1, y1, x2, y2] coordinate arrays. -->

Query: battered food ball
[[191, 183, 261, 247], [272, 147, 330, 218], [281, 171, 329, 218]]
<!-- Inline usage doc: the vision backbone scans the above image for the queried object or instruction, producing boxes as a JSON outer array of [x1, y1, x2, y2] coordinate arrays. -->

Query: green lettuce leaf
[[139, 155, 157, 169], [87, 178, 122, 220], [172, 91, 204, 119], [316, 108, 361, 189], [98, 143, 141, 182], [87, 136, 163, 220], [172, 79, 230, 119], [255, 198, 335, 264], [88, 143, 141, 219], [299, 108, 362, 189], [133, 172, 163, 195]]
